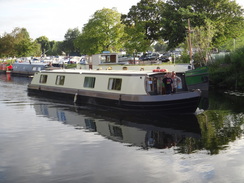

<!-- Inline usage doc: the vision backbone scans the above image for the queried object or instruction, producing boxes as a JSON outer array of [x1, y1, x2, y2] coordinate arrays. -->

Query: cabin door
[[146, 75, 163, 95]]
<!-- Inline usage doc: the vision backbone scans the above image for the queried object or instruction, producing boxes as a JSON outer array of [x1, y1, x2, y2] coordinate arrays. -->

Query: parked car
[[139, 53, 159, 61], [158, 55, 171, 62], [139, 54, 150, 61]]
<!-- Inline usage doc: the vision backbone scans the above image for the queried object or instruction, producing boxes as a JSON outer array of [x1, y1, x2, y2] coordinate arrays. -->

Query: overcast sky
[[0, 0, 243, 41]]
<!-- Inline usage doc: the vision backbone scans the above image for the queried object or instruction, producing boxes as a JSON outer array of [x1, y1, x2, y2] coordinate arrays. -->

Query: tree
[[123, 24, 151, 55], [0, 27, 38, 58], [63, 28, 80, 56], [161, 0, 244, 49], [47, 41, 64, 56], [0, 33, 15, 57], [31, 41, 42, 56], [15, 39, 34, 57], [159, 3, 189, 50], [154, 40, 168, 53], [75, 8, 125, 55], [191, 19, 216, 65], [121, 0, 163, 51], [13, 28, 35, 57], [219, 31, 244, 52], [36, 36, 50, 56]]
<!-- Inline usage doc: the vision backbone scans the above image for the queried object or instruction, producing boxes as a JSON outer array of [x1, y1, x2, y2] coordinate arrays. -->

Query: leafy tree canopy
[[122, 0, 163, 43], [35, 36, 50, 56], [75, 8, 125, 55], [63, 28, 81, 56], [0, 27, 38, 57], [122, 24, 151, 55], [161, 0, 244, 49]]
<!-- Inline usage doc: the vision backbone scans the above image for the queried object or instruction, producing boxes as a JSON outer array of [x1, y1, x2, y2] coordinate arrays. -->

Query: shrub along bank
[[208, 47, 244, 91]]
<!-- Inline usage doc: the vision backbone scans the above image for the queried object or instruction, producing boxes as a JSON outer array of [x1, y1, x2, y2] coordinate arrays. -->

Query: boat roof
[[13, 62, 48, 66], [39, 69, 161, 76]]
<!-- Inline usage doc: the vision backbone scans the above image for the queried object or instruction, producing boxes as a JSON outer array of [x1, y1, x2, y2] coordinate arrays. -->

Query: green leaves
[[75, 8, 125, 55], [36, 36, 50, 56], [163, 0, 244, 48], [0, 27, 38, 57], [122, 0, 162, 44], [62, 28, 80, 55]]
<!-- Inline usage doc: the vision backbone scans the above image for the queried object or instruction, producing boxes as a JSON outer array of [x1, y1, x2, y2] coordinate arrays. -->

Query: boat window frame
[[108, 78, 122, 91], [39, 74, 48, 84], [55, 75, 65, 85], [83, 77, 96, 88]]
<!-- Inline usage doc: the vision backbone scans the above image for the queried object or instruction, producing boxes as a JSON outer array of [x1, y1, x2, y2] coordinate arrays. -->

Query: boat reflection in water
[[33, 103, 202, 153]]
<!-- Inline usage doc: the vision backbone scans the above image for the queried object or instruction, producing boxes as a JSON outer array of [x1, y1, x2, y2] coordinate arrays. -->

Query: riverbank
[[208, 46, 244, 92]]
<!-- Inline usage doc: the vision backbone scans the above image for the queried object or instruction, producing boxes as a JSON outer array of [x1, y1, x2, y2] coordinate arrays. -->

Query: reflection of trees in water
[[208, 90, 244, 113], [145, 131, 177, 149], [175, 137, 202, 154], [197, 110, 244, 155]]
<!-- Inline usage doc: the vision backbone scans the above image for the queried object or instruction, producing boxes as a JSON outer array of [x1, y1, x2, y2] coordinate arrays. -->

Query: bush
[[208, 47, 244, 91]]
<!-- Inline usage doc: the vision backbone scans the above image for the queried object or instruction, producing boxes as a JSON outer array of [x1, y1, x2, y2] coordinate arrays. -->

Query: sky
[[0, 0, 244, 41]]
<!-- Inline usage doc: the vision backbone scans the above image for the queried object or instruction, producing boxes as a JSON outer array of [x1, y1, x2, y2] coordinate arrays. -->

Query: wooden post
[[188, 19, 193, 62]]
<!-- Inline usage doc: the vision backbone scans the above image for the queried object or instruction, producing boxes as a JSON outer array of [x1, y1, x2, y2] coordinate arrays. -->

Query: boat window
[[83, 77, 96, 88], [38, 67, 42, 71], [109, 125, 123, 140], [32, 67, 37, 71], [55, 75, 65, 85], [108, 78, 122, 91], [39, 74, 48, 83]]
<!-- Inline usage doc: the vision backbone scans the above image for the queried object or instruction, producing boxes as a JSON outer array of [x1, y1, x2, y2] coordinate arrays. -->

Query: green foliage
[[15, 39, 34, 57], [160, 2, 188, 49], [35, 36, 50, 56], [191, 19, 216, 65], [220, 33, 244, 52], [179, 51, 190, 63], [122, 24, 150, 54], [64, 63, 77, 69], [121, 0, 163, 45], [31, 41, 42, 56], [197, 110, 244, 155], [0, 27, 39, 57], [0, 33, 15, 57], [161, 0, 244, 49], [63, 28, 80, 55], [75, 8, 125, 55], [208, 46, 244, 91], [47, 41, 64, 56], [154, 42, 167, 53]]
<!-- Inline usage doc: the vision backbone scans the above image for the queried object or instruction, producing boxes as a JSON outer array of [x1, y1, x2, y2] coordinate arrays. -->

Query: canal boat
[[28, 69, 202, 114], [11, 62, 59, 76], [11, 62, 50, 76]]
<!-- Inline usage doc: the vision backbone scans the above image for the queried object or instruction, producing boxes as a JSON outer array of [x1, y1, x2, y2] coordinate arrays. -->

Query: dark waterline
[[0, 74, 244, 183]]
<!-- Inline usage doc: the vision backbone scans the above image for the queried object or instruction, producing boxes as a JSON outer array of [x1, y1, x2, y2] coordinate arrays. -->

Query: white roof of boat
[[13, 62, 48, 65], [40, 69, 158, 75]]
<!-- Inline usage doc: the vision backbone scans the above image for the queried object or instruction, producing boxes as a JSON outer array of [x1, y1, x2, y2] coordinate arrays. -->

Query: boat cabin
[[30, 69, 186, 96], [12, 62, 50, 76], [28, 69, 201, 113]]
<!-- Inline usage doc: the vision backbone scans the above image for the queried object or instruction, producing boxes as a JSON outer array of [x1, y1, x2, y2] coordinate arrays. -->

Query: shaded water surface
[[0, 74, 244, 183]]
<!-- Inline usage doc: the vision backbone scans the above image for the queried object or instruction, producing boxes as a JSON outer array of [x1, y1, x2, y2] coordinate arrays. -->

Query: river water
[[0, 74, 244, 183]]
